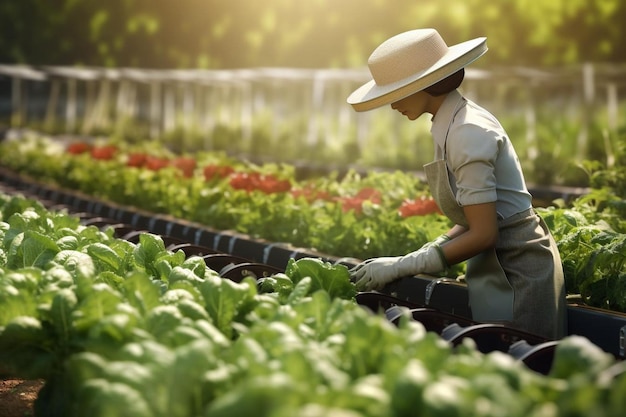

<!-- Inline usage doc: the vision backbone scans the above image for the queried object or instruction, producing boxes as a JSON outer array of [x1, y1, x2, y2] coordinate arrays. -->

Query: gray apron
[[424, 160, 566, 339], [424, 159, 515, 324]]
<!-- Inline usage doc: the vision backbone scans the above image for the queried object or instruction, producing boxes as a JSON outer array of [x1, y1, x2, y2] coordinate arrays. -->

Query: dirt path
[[0, 378, 44, 417]]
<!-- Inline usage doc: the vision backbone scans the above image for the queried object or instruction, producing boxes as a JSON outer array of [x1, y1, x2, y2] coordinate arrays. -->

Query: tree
[[0, 0, 625, 69]]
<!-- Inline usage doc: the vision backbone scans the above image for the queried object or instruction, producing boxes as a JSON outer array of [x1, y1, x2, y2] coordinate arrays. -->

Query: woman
[[347, 28, 567, 340]]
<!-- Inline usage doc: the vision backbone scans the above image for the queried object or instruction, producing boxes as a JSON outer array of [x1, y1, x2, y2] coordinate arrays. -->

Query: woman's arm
[[440, 202, 499, 265], [444, 224, 467, 240]]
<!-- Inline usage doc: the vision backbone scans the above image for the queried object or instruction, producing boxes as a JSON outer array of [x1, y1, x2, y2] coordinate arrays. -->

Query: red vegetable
[[355, 187, 382, 204], [291, 186, 331, 202], [67, 142, 91, 155], [256, 175, 291, 194], [336, 187, 382, 214], [173, 157, 197, 178], [90, 145, 117, 160], [127, 153, 147, 167], [144, 156, 170, 171], [398, 197, 441, 218], [228, 172, 291, 194], [339, 196, 365, 214], [203, 165, 235, 181], [229, 172, 257, 191]]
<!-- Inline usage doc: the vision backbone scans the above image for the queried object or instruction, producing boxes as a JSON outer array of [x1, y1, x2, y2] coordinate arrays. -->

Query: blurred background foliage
[[1, 0, 626, 69], [1, 0, 625, 190]]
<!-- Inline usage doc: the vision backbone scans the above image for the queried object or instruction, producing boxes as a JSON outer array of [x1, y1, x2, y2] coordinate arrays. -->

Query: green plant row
[[1, 132, 625, 312], [0, 134, 452, 261], [1, 192, 626, 417]]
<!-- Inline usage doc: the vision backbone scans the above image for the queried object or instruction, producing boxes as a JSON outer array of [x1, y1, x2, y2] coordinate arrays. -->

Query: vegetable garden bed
[[1, 164, 625, 357], [1, 131, 624, 312], [1, 130, 626, 416], [1, 187, 626, 416]]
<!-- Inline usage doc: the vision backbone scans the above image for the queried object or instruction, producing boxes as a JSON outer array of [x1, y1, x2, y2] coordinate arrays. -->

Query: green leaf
[[154, 258, 174, 281], [3, 267, 40, 292], [549, 335, 615, 379], [0, 316, 54, 378], [56, 235, 79, 251], [199, 275, 254, 339], [42, 266, 75, 289], [103, 361, 155, 391], [205, 373, 303, 417], [258, 273, 294, 302], [87, 242, 123, 274], [50, 250, 96, 281], [86, 312, 140, 350], [192, 319, 229, 348], [390, 359, 430, 417], [286, 276, 312, 304], [145, 305, 183, 340], [133, 234, 184, 280], [134, 233, 166, 268], [5, 231, 24, 269], [168, 265, 204, 285], [72, 283, 124, 332], [421, 376, 469, 417], [94, 271, 125, 290], [1, 197, 44, 221], [48, 288, 78, 342], [0, 315, 44, 345], [161, 288, 196, 304], [122, 270, 162, 314], [67, 351, 109, 381], [176, 298, 211, 322], [290, 291, 344, 341], [285, 257, 356, 300], [181, 255, 208, 278], [74, 379, 152, 417], [21, 230, 59, 268], [165, 339, 222, 416], [0, 282, 38, 326]]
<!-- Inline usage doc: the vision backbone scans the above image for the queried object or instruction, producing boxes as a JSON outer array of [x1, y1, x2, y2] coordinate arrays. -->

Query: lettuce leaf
[[285, 257, 356, 300]]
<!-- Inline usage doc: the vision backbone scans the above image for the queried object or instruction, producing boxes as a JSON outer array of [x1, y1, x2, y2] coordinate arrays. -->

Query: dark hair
[[424, 68, 465, 96]]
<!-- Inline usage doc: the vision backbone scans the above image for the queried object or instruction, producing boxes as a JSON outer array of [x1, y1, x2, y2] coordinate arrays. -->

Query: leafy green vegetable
[[2, 186, 626, 417], [73, 379, 153, 417], [198, 275, 256, 339], [257, 273, 294, 302], [0, 316, 54, 378], [87, 243, 123, 274], [284, 257, 356, 300], [18, 230, 59, 268], [133, 233, 168, 276], [549, 335, 615, 379], [50, 250, 96, 281], [48, 288, 78, 343]]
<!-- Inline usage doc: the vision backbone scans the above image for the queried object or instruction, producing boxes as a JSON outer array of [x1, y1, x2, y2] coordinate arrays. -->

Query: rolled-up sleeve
[[447, 123, 500, 207]]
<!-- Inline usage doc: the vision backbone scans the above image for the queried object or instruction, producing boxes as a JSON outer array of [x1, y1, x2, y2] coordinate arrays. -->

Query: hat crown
[[368, 29, 448, 86]]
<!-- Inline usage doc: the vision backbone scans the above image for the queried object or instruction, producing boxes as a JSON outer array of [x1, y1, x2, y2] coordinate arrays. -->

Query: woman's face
[[390, 90, 433, 120]]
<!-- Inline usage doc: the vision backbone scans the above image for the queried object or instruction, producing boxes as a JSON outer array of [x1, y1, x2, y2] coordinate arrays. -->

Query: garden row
[[2, 160, 626, 359], [1, 190, 626, 417], [1, 131, 625, 313]]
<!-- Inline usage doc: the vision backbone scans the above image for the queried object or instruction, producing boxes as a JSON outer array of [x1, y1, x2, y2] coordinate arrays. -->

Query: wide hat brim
[[347, 37, 487, 112]]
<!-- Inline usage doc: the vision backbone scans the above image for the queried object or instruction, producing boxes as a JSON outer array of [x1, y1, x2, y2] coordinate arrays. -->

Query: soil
[[0, 378, 44, 417]]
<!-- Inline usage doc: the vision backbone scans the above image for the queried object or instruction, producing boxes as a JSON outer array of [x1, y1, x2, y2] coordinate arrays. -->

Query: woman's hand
[[350, 245, 447, 291]]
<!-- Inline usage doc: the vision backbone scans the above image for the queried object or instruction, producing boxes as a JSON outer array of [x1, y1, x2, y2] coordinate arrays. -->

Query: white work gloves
[[349, 239, 448, 291]]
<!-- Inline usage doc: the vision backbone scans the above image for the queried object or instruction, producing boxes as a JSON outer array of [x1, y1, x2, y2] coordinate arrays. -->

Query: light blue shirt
[[430, 90, 532, 220]]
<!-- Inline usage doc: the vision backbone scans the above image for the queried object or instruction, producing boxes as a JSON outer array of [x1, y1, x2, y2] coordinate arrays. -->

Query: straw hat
[[347, 29, 487, 112]]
